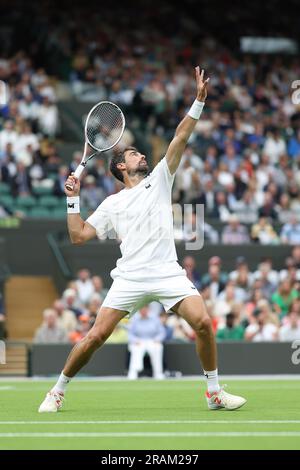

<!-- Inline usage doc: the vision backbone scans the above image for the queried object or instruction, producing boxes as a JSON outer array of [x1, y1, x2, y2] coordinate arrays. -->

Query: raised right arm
[[65, 174, 96, 245]]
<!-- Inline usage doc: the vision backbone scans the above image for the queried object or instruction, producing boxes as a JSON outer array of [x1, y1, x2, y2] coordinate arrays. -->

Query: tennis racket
[[65, 101, 125, 190]]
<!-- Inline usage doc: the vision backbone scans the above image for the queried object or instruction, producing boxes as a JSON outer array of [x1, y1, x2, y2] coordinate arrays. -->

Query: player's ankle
[[52, 372, 72, 394], [203, 368, 220, 393]]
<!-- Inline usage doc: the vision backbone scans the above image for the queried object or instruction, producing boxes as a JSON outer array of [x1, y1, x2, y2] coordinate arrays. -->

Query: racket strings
[[86, 102, 124, 151]]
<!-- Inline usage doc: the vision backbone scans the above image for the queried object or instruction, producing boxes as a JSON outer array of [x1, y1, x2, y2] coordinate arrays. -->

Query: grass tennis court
[[0, 379, 299, 450]]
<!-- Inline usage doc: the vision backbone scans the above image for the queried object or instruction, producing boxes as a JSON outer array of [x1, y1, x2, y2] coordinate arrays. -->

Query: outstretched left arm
[[166, 67, 209, 175]]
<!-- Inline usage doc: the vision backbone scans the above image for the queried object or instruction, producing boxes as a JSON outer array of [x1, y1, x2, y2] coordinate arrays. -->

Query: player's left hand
[[195, 66, 209, 102]]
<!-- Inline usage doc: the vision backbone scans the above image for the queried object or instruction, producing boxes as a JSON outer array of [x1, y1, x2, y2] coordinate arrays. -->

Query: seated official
[[127, 306, 165, 380]]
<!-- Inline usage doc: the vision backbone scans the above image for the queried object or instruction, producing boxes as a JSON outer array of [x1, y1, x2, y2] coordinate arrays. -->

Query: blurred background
[[0, 0, 300, 377]]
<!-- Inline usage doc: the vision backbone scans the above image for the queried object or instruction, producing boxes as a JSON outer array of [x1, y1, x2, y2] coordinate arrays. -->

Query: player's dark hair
[[110, 146, 137, 182]]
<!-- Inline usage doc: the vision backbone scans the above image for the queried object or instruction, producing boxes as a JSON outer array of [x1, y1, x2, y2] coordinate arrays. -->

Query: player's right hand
[[64, 173, 80, 197]]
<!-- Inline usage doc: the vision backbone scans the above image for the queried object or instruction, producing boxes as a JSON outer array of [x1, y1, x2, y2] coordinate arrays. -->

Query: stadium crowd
[[1, 0, 300, 347], [1, 2, 300, 232], [1, 45, 300, 240], [34, 251, 300, 346]]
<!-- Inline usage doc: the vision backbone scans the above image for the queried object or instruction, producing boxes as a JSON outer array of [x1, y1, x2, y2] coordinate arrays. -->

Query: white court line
[[0, 432, 300, 438], [1, 375, 300, 382], [1, 420, 300, 425]]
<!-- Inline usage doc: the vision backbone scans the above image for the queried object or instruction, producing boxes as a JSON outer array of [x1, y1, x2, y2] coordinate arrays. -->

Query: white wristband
[[188, 100, 205, 120], [67, 196, 80, 214]]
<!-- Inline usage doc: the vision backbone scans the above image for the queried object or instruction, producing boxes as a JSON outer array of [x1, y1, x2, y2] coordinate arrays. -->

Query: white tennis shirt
[[86, 157, 185, 281]]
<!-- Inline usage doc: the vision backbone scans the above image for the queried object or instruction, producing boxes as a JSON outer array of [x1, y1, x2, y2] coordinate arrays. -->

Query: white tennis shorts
[[101, 273, 200, 314]]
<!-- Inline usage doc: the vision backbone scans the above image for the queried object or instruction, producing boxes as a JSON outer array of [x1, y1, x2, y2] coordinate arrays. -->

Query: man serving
[[39, 67, 246, 412]]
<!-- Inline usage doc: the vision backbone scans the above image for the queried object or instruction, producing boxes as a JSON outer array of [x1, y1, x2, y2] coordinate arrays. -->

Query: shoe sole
[[208, 399, 247, 410], [38, 409, 58, 413]]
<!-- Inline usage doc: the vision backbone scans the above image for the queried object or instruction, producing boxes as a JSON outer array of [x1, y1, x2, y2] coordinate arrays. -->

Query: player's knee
[[193, 315, 212, 335], [85, 330, 107, 350]]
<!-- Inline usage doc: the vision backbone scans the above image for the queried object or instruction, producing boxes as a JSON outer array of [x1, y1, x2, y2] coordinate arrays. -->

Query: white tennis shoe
[[206, 386, 246, 410], [38, 391, 64, 413]]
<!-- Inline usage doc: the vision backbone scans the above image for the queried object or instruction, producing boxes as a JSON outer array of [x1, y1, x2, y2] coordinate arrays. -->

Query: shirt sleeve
[[86, 198, 113, 239], [152, 157, 175, 188], [154, 319, 166, 342]]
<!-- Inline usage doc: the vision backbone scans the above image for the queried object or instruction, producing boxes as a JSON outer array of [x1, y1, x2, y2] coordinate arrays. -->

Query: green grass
[[0, 379, 299, 450]]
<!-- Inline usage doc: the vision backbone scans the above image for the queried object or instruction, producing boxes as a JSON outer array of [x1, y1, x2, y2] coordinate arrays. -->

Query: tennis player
[[39, 67, 246, 412]]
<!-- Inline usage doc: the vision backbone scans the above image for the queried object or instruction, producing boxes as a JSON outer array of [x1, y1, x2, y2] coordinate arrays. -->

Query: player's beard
[[129, 162, 149, 177]]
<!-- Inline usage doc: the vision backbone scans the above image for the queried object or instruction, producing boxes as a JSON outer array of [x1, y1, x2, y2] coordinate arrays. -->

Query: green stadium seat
[[14, 206, 30, 217], [51, 208, 67, 219], [15, 195, 37, 209], [29, 207, 52, 218], [47, 173, 58, 181], [0, 182, 11, 194], [32, 186, 53, 197], [0, 194, 14, 209], [51, 207, 89, 220], [81, 209, 89, 219], [38, 195, 61, 208]]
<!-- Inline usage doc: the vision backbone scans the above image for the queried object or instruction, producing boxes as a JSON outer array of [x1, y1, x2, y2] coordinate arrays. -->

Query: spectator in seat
[[279, 307, 300, 342], [220, 143, 241, 174], [91, 275, 108, 300], [258, 192, 278, 221], [37, 97, 59, 137], [52, 299, 78, 334], [271, 279, 299, 320], [276, 193, 293, 224], [280, 215, 300, 245], [0, 120, 18, 153], [182, 256, 201, 290], [62, 288, 83, 317], [279, 257, 300, 282], [245, 309, 279, 342], [81, 174, 106, 211], [253, 257, 279, 285], [211, 191, 231, 222], [251, 216, 279, 245], [201, 256, 227, 300], [161, 312, 195, 342], [259, 270, 278, 300], [229, 256, 254, 289], [263, 127, 286, 165], [75, 269, 94, 305], [214, 282, 245, 320], [232, 190, 258, 224], [255, 299, 280, 327], [196, 179, 215, 216], [12, 162, 32, 196], [216, 313, 245, 341], [180, 145, 203, 172], [87, 293, 103, 325], [34, 309, 68, 343], [69, 314, 91, 344], [53, 166, 69, 197], [221, 214, 250, 245], [127, 306, 165, 380]]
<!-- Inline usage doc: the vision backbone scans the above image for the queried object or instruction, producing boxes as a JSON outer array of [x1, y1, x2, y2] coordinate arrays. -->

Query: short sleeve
[[152, 156, 175, 187], [86, 199, 112, 239]]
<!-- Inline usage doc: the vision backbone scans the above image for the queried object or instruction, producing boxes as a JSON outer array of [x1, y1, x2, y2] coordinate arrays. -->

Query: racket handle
[[65, 164, 86, 191], [74, 164, 85, 179]]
